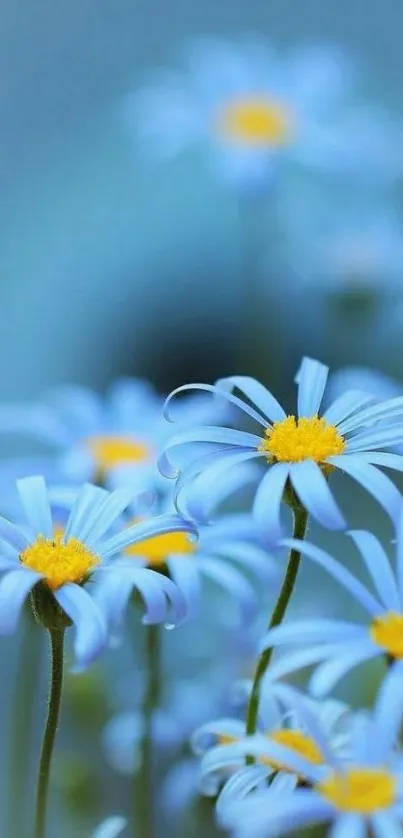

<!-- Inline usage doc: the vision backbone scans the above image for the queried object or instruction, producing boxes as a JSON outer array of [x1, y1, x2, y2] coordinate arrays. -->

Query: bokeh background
[[1, 2, 403, 836]]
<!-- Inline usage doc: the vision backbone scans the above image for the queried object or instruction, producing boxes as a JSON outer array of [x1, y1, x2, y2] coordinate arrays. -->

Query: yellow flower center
[[20, 534, 99, 590], [125, 528, 196, 567], [266, 729, 323, 772], [318, 768, 396, 814], [219, 729, 323, 774], [217, 97, 292, 147], [370, 612, 403, 658], [86, 435, 152, 474], [260, 416, 346, 465]]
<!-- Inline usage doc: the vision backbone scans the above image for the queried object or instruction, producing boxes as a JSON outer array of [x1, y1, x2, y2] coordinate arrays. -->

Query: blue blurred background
[[2, 2, 403, 837]]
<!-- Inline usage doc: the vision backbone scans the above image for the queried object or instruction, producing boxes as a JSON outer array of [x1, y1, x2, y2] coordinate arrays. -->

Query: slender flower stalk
[[35, 628, 65, 838], [245, 503, 308, 740], [135, 623, 161, 838]]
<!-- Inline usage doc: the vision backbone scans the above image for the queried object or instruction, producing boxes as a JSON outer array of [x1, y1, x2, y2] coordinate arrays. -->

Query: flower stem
[[135, 623, 161, 838], [245, 504, 308, 739], [34, 628, 65, 838]]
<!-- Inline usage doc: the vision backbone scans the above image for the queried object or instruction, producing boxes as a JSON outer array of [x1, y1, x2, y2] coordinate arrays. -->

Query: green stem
[[135, 623, 161, 838], [245, 504, 308, 739], [34, 629, 65, 838]]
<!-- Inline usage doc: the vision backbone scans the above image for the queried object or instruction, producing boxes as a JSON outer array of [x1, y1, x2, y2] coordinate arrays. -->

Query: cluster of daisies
[[3, 355, 403, 837]]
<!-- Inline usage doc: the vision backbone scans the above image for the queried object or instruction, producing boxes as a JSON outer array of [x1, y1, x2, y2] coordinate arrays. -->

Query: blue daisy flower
[[260, 512, 403, 695], [131, 37, 360, 192], [216, 673, 403, 838], [162, 356, 403, 543], [0, 476, 194, 669], [0, 378, 227, 494]]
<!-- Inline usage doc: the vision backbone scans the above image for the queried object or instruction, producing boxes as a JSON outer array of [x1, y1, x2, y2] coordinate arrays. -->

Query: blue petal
[[371, 813, 403, 838], [323, 390, 376, 427], [93, 572, 137, 629], [361, 452, 403, 471], [16, 476, 53, 538], [54, 583, 107, 670], [64, 483, 109, 543], [262, 619, 365, 648], [164, 383, 270, 427], [191, 719, 245, 756], [290, 460, 345, 530], [281, 538, 382, 615], [214, 542, 279, 584], [309, 644, 379, 696], [45, 384, 102, 436], [296, 357, 329, 418], [215, 376, 286, 423], [370, 662, 403, 764], [101, 514, 198, 559], [348, 530, 401, 611], [253, 462, 290, 545], [167, 557, 201, 617], [0, 516, 30, 553], [200, 558, 256, 624], [0, 568, 42, 633], [328, 455, 402, 524], [159, 427, 261, 479], [216, 766, 271, 820], [346, 427, 403, 452], [92, 817, 127, 838], [397, 505, 403, 598], [80, 487, 135, 548], [174, 449, 260, 523], [265, 645, 344, 683], [337, 395, 403, 435], [329, 814, 366, 838]]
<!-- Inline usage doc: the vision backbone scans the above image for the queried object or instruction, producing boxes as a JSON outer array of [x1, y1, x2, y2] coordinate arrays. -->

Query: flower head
[[162, 357, 403, 543], [132, 38, 355, 191], [97, 498, 278, 629], [0, 476, 194, 669]]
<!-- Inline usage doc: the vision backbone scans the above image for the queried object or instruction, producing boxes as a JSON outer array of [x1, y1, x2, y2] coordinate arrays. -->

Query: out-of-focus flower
[[260, 516, 403, 694], [93, 817, 127, 838], [0, 476, 193, 668], [101, 507, 279, 629], [0, 378, 227, 496], [217, 672, 403, 838], [162, 356, 403, 543], [131, 38, 356, 192], [192, 685, 349, 796], [286, 200, 403, 297]]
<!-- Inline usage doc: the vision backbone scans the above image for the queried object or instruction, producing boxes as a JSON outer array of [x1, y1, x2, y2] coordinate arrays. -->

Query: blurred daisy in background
[[130, 38, 357, 192], [0, 378, 228, 496], [93, 817, 127, 838]]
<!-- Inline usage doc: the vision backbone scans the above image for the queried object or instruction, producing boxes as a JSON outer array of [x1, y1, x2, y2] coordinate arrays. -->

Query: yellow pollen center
[[125, 527, 196, 567], [370, 612, 403, 658], [260, 415, 346, 465], [217, 97, 292, 147], [219, 729, 323, 774], [86, 435, 151, 474], [20, 534, 99, 590], [266, 729, 323, 772], [318, 768, 396, 814]]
